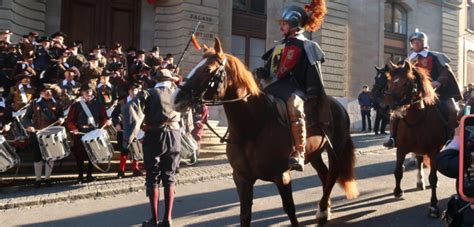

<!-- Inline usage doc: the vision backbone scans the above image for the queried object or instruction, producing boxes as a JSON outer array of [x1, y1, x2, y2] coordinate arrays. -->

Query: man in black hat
[[112, 82, 143, 178], [126, 68, 180, 227], [66, 83, 111, 183], [146, 45, 163, 69], [67, 42, 87, 69], [0, 30, 12, 44], [108, 42, 128, 67], [0, 43, 21, 95], [96, 70, 117, 109], [8, 73, 36, 111], [49, 32, 67, 60], [19, 32, 39, 57], [43, 49, 71, 84], [80, 53, 103, 86], [34, 36, 53, 76], [91, 44, 107, 68], [58, 67, 81, 109], [24, 84, 64, 188], [129, 49, 147, 81]]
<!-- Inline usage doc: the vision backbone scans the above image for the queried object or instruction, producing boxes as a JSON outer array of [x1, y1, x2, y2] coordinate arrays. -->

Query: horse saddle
[[264, 95, 332, 136]]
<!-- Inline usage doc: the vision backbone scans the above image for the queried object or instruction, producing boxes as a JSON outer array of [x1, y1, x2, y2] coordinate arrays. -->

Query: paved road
[[1, 146, 457, 227]]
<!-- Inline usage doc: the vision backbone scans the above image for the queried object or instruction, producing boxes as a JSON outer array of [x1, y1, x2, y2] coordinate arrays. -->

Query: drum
[[81, 129, 114, 164], [36, 126, 71, 161], [11, 109, 29, 145], [0, 135, 20, 173], [129, 130, 144, 161]]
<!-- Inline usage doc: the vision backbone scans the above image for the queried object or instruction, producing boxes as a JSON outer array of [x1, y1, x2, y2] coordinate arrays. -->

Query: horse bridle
[[180, 57, 250, 107], [384, 74, 420, 109], [179, 56, 250, 144]]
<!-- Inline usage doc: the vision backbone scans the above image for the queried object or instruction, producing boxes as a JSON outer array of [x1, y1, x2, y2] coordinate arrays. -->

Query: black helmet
[[281, 5, 308, 30], [409, 29, 428, 48]]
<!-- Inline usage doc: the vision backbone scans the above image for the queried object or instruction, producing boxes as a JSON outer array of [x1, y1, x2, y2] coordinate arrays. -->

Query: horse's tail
[[337, 134, 359, 200]]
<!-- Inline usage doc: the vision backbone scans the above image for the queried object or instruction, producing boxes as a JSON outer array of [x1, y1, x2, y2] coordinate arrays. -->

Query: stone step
[[206, 120, 220, 128], [200, 143, 227, 151]]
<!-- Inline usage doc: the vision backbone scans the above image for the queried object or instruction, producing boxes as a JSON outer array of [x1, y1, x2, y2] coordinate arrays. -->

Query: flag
[[191, 34, 201, 50]]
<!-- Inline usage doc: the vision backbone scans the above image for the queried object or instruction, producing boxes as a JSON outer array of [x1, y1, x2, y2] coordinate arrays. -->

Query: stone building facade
[[0, 0, 471, 129]]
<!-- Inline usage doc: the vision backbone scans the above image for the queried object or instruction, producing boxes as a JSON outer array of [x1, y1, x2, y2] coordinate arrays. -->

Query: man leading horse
[[255, 0, 331, 171], [384, 29, 462, 148]]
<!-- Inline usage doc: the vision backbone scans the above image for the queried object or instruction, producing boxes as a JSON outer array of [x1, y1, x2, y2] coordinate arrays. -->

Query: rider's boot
[[383, 118, 399, 148], [287, 94, 306, 172]]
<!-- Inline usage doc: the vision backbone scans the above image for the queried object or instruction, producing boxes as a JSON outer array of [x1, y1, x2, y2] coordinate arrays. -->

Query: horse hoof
[[393, 188, 404, 198], [428, 206, 440, 218], [316, 205, 331, 226], [416, 182, 426, 190]]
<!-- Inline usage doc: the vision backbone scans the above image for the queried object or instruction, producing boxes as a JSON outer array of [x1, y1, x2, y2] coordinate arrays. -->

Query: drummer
[[111, 82, 143, 178], [24, 84, 65, 188], [66, 84, 111, 184]]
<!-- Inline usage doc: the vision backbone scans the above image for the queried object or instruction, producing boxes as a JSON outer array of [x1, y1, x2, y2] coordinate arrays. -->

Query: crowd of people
[[0, 29, 208, 188]]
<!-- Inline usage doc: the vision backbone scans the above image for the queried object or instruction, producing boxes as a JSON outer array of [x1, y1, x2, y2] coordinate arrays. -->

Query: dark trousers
[[361, 110, 371, 131], [374, 110, 388, 133], [76, 160, 94, 178], [143, 128, 181, 188]]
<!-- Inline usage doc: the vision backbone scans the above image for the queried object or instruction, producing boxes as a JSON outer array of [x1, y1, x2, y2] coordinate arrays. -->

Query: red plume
[[304, 0, 327, 32]]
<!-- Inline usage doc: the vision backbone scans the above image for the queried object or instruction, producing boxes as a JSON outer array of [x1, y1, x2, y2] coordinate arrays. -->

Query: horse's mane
[[389, 61, 438, 106], [203, 49, 261, 97]]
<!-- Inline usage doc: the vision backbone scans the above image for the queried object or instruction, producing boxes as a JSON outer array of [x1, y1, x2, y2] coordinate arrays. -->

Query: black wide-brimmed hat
[[152, 69, 179, 82], [79, 84, 93, 92], [51, 31, 67, 39], [37, 36, 52, 43]]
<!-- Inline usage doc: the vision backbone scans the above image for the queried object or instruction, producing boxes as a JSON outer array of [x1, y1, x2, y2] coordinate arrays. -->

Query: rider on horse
[[255, 0, 330, 171], [384, 29, 462, 148]]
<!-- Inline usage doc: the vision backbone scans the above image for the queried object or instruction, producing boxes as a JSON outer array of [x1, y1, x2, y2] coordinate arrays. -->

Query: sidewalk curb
[[0, 166, 233, 210]]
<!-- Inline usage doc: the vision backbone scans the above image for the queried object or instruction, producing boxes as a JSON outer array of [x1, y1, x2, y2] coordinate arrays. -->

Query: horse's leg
[[427, 153, 440, 218], [275, 177, 299, 227], [233, 172, 256, 227], [394, 149, 407, 198], [416, 155, 426, 190], [316, 149, 338, 225]]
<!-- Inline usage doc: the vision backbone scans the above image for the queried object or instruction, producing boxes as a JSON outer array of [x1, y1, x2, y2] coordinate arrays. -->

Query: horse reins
[[181, 56, 252, 144]]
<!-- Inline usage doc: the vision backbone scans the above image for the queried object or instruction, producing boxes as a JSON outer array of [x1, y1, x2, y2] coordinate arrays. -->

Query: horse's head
[[173, 37, 260, 113], [370, 65, 390, 107], [384, 60, 437, 111]]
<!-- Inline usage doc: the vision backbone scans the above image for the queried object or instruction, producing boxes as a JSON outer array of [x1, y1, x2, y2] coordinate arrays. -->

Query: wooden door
[[61, 0, 141, 52]]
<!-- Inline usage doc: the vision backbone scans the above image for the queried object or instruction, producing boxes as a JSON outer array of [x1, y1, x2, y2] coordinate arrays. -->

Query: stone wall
[[0, 0, 46, 39]]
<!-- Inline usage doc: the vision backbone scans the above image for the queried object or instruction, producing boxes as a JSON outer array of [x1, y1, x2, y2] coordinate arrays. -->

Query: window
[[384, 2, 407, 35], [233, 0, 266, 14], [468, 0, 474, 31], [231, 35, 265, 70]]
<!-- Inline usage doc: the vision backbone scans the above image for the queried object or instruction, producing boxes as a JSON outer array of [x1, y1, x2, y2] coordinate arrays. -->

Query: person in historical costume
[[96, 70, 117, 110], [125, 69, 181, 227], [8, 73, 36, 112], [383, 29, 463, 148], [24, 84, 65, 188], [146, 45, 163, 70], [66, 84, 111, 183], [49, 31, 68, 60], [33, 36, 53, 81], [111, 82, 143, 178], [0, 43, 21, 97], [79, 54, 103, 87], [67, 42, 87, 69], [254, 0, 329, 171], [57, 67, 81, 110]]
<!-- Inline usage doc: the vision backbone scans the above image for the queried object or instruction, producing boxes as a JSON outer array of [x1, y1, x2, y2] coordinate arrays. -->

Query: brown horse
[[173, 38, 358, 226], [383, 60, 445, 218]]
